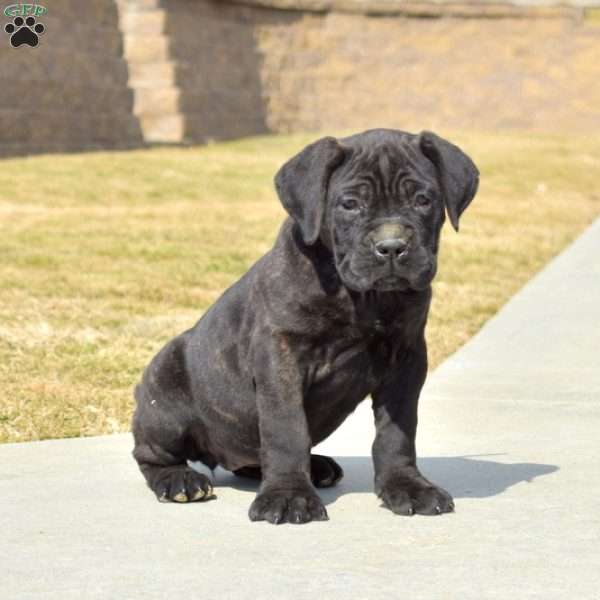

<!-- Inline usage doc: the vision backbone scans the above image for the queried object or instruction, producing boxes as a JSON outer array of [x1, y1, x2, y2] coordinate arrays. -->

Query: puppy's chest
[[303, 293, 423, 389], [353, 294, 409, 332], [309, 328, 406, 390]]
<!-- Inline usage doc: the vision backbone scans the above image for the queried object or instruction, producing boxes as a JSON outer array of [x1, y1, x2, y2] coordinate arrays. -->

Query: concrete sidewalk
[[3, 218, 600, 599]]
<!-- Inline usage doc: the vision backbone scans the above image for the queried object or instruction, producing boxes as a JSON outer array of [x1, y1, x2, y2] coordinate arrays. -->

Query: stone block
[[123, 34, 170, 63], [0, 47, 130, 87], [127, 60, 177, 87], [133, 86, 180, 116], [119, 8, 165, 34], [138, 113, 185, 142], [0, 81, 134, 114], [0, 109, 143, 146]]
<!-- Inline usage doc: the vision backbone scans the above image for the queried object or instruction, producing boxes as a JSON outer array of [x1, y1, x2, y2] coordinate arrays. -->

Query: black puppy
[[132, 128, 479, 524]]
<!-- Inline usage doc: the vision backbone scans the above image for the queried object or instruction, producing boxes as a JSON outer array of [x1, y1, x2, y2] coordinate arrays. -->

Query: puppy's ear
[[419, 131, 479, 232], [275, 136, 346, 245]]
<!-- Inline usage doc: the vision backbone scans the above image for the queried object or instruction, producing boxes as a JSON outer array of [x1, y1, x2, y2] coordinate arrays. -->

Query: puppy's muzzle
[[374, 237, 408, 261], [370, 222, 413, 264]]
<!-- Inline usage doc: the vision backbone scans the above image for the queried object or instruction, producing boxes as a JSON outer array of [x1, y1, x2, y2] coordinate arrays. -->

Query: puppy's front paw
[[152, 465, 214, 503], [249, 486, 328, 524], [379, 477, 454, 516]]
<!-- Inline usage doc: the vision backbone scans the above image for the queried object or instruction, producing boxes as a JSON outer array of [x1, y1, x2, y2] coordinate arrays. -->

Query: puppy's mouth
[[336, 253, 433, 293], [337, 258, 410, 292], [373, 274, 410, 292]]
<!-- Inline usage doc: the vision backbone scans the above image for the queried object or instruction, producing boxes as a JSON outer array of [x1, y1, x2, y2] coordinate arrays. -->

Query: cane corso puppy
[[132, 128, 479, 524]]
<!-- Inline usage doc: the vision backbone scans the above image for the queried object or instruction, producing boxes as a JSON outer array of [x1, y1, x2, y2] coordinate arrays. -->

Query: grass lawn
[[1, 131, 599, 443]]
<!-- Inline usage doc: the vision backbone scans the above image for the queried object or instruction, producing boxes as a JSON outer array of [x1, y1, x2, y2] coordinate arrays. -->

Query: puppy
[[132, 128, 479, 524]]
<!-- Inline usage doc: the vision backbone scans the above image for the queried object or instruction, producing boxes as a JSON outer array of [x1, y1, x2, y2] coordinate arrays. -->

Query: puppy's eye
[[341, 198, 359, 211], [414, 195, 432, 209]]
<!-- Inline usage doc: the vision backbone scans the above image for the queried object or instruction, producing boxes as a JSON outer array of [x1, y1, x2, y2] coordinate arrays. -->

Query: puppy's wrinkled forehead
[[336, 132, 436, 194]]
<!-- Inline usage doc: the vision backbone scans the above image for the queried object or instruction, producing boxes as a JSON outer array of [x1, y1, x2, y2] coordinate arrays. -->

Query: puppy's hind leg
[[234, 454, 344, 488], [133, 429, 215, 503], [309, 454, 344, 488], [132, 336, 215, 504]]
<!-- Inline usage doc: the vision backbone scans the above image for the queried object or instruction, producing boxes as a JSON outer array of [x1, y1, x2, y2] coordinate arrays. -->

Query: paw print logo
[[4, 15, 45, 48]]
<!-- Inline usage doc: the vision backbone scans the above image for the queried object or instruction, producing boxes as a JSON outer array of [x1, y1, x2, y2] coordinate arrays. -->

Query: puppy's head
[[275, 128, 479, 292]]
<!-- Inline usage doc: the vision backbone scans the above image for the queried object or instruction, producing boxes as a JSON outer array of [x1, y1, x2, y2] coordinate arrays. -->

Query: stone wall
[[0, 0, 143, 156], [118, 0, 286, 144], [1, 0, 599, 156], [254, 11, 600, 134], [158, 0, 281, 141], [128, 0, 600, 140], [232, 0, 586, 18]]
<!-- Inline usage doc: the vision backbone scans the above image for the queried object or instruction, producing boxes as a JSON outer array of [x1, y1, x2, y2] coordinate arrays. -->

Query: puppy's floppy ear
[[419, 131, 479, 232], [275, 136, 346, 245]]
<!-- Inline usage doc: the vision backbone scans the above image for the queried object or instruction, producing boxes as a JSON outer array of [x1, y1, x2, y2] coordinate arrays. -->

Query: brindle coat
[[132, 128, 479, 524]]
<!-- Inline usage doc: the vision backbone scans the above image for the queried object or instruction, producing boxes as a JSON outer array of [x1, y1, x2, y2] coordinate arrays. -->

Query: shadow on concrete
[[214, 455, 559, 504]]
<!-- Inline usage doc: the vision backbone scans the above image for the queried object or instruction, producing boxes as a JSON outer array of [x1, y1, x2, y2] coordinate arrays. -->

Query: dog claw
[[249, 489, 327, 524], [173, 491, 188, 503], [380, 480, 454, 516], [192, 489, 206, 501]]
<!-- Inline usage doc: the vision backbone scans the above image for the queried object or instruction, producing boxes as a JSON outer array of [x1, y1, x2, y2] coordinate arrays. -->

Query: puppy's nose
[[374, 237, 408, 259]]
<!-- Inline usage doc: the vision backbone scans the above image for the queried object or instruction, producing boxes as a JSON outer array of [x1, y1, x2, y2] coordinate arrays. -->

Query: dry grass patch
[[1, 131, 599, 443]]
